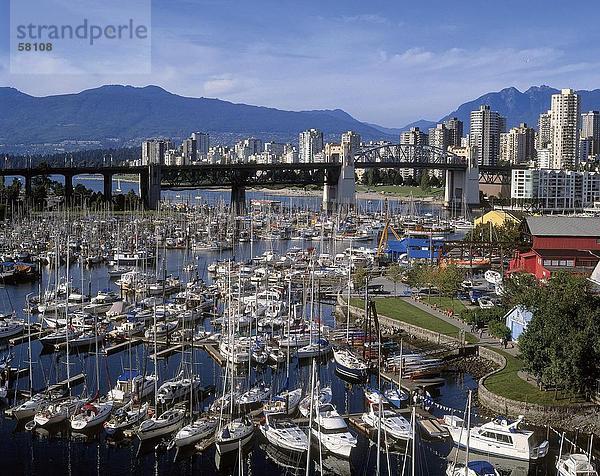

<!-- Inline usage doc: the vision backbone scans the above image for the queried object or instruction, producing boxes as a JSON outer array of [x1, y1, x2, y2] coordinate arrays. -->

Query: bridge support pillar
[[103, 174, 113, 203], [444, 160, 480, 210], [24, 175, 32, 199], [64, 174, 73, 205], [323, 144, 355, 213], [231, 184, 246, 215], [142, 165, 161, 210]]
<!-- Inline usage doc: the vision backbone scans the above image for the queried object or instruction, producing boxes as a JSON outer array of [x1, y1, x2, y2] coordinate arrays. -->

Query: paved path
[[367, 275, 520, 357]]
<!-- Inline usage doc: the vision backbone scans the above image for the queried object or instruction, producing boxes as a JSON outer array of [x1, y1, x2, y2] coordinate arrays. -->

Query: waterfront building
[[469, 105, 506, 166], [508, 216, 600, 280], [550, 88, 580, 169], [511, 169, 600, 210], [536, 148, 552, 169], [299, 128, 324, 163], [473, 210, 523, 228]]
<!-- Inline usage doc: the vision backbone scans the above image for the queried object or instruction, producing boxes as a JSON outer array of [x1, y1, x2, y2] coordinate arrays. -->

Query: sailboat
[[104, 400, 149, 435], [173, 414, 219, 448]]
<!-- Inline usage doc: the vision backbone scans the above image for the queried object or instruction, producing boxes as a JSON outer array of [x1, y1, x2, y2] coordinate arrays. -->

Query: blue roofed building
[[386, 236, 445, 262]]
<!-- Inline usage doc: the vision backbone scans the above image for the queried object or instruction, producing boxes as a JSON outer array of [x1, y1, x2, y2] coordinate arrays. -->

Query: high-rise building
[[550, 88, 580, 169], [235, 138, 263, 162], [581, 111, 600, 156], [192, 132, 209, 160], [264, 142, 285, 156], [537, 148, 552, 169], [141, 139, 172, 165], [400, 127, 428, 179], [182, 136, 197, 163], [537, 111, 552, 150], [444, 117, 463, 147], [299, 129, 324, 163], [428, 123, 451, 152], [341, 131, 361, 154], [500, 123, 536, 164], [469, 105, 506, 166]]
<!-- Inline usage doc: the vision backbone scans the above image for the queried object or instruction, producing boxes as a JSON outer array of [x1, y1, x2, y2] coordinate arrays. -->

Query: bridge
[[0, 144, 520, 212]]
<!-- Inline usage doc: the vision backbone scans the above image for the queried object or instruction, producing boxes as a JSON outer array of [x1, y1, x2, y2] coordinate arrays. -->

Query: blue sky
[[2, 0, 600, 126]]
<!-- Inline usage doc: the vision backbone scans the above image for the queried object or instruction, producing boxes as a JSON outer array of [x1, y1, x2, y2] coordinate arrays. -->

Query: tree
[[516, 272, 600, 394], [434, 265, 464, 301], [386, 264, 404, 296], [420, 172, 431, 191], [352, 266, 369, 291], [488, 320, 511, 341]]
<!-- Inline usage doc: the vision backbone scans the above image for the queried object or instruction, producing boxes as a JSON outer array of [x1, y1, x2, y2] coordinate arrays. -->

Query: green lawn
[[422, 296, 467, 315], [483, 348, 586, 406], [356, 185, 444, 198], [350, 297, 477, 344]]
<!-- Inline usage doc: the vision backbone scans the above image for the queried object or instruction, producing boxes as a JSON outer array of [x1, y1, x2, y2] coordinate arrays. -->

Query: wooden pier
[[46, 373, 86, 392], [102, 338, 143, 356], [9, 329, 50, 346]]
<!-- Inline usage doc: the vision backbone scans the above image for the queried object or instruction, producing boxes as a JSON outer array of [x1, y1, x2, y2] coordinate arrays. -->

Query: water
[[0, 190, 557, 475]]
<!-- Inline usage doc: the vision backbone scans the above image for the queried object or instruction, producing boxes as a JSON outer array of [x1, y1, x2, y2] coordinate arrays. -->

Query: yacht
[[556, 454, 598, 476], [173, 414, 219, 448], [260, 412, 308, 453], [263, 388, 303, 415], [215, 416, 255, 453], [239, 382, 271, 416], [156, 372, 202, 405], [296, 339, 331, 359], [311, 402, 357, 458], [443, 415, 549, 461], [137, 407, 185, 441], [361, 403, 412, 440], [107, 370, 156, 404], [33, 397, 84, 427], [0, 318, 24, 339], [299, 386, 332, 417], [333, 348, 369, 380]]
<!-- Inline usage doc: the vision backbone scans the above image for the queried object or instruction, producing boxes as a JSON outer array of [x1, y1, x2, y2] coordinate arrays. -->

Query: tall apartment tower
[[550, 88, 580, 169], [141, 139, 172, 165], [469, 105, 506, 166], [341, 131, 361, 154], [299, 129, 324, 163], [444, 117, 463, 146], [581, 111, 600, 156], [537, 111, 552, 150], [192, 132, 210, 160], [428, 123, 451, 152], [400, 127, 428, 179], [500, 123, 536, 164]]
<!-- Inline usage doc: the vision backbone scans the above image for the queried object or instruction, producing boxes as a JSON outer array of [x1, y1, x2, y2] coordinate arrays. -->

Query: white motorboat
[[311, 402, 357, 458], [104, 401, 149, 435], [361, 403, 412, 440], [215, 416, 254, 453], [144, 320, 179, 339], [70, 400, 114, 430], [443, 415, 549, 461], [383, 386, 410, 409], [260, 412, 308, 453], [484, 270, 503, 286], [173, 414, 219, 447], [137, 407, 185, 441], [11, 392, 59, 420], [556, 454, 598, 476]]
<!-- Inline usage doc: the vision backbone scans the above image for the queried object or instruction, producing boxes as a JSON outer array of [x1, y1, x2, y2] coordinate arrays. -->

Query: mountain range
[[2, 84, 600, 153]]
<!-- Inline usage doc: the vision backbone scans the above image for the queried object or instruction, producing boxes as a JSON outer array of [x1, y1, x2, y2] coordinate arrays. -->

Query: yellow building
[[474, 210, 524, 227]]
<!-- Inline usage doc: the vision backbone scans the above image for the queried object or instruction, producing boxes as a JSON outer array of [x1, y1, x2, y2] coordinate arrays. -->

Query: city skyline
[[2, 0, 600, 126]]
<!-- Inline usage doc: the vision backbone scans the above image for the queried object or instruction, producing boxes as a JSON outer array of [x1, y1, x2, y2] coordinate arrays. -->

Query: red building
[[508, 216, 600, 280]]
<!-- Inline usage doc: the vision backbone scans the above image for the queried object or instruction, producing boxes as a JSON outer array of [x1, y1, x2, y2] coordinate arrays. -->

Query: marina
[[0, 189, 591, 476]]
